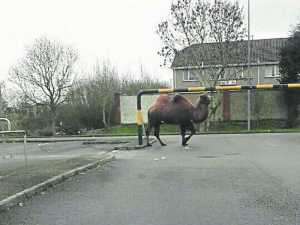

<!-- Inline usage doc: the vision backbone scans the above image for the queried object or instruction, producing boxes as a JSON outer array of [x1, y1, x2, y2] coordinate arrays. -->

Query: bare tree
[[90, 61, 120, 128], [120, 66, 168, 95], [157, 0, 210, 66], [157, 0, 246, 126], [158, 0, 246, 80], [10, 37, 78, 135]]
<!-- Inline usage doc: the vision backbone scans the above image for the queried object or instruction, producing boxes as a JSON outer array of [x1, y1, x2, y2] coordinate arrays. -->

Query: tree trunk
[[51, 115, 56, 136], [102, 101, 108, 128], [207, 96, 221, 131], [50, 108, 56, 136]]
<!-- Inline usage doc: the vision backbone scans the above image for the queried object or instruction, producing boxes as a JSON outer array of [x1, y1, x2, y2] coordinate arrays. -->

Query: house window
[[207, 68, 223, 81], [183, 69, 198, 81], [219, 72, 225, 80], [240, 67, 244, 78], [218, 68, 225, 80], [265, 65, 280, 78], [183, 70, 189, 81]]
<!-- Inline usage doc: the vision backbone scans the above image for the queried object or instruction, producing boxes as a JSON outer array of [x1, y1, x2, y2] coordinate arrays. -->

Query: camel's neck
[[192, 101, 209, 123]]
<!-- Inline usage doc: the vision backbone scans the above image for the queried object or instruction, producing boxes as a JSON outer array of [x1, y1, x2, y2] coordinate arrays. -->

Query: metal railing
[[136, 83, 300, 145], [0, 118, 28, 168], [0, 118, 11, 131]]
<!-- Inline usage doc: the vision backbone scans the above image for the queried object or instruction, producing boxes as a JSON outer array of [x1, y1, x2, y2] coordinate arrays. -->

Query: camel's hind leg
[[154, 125, 167, 146], [145, 122, 153, 146]]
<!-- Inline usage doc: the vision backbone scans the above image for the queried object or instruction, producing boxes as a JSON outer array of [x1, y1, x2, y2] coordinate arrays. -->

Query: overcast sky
[[0, 0, 299, 84]]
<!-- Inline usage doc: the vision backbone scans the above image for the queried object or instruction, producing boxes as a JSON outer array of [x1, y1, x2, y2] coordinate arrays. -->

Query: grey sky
[[0, 0, 299, 84]]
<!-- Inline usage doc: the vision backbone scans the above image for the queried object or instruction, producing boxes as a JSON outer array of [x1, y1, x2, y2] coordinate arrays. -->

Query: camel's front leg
[[180, 124, 187, 146], [183, 122, 196, 145], [154, 125, 167, 146]]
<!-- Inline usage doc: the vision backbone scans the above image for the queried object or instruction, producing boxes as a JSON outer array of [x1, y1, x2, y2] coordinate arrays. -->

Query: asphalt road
[[1, 133, 300, 225]]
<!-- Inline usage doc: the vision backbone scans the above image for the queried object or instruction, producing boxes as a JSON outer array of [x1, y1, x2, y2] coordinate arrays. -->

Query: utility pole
[[247, 0, 251, 131], [0, 83, 3, 117]]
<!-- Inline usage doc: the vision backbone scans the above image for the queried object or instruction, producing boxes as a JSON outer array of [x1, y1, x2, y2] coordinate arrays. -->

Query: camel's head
[[193, 93, 211, 123], [199, 93, 211, 105]]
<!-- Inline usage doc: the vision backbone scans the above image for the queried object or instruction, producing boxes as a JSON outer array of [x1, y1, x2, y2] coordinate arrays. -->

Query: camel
[[146, 93, 211, 146]]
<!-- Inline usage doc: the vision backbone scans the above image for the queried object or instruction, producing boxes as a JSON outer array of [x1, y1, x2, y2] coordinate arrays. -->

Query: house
[[171, 38, 287, 88], [170, 38, 290, 127]]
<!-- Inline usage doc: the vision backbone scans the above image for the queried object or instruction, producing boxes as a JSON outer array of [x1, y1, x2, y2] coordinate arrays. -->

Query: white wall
[[120, 95, 158, 124]]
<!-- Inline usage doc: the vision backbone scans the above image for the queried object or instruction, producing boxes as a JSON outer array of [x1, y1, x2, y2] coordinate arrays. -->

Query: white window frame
[[182, 69, 199, 81], [264, 65, 281, 78], [240, 66, 244, 78]]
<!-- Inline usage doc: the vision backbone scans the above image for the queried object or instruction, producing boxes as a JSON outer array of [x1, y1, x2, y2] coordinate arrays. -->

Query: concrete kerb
[[0, 152, 115, 212], [0, 136, 136, 143], [82, 140, 129, 145], [113, 138, 156, 150]]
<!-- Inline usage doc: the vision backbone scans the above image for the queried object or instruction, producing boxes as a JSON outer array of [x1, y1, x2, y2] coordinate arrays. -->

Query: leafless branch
[[9, 37, 78, 135]]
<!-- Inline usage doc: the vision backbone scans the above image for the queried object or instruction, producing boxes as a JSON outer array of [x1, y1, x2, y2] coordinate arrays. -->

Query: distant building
[[171, 38, 287, 88]]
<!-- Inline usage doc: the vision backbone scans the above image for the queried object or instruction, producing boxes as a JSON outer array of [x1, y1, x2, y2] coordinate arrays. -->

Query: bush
[[34, 127, 53, 137]]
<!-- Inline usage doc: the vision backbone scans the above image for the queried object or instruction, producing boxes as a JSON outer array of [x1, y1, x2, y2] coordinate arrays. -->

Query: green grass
[[83, 124, 300, 136], [84, 124, 180, 136], [18, 122, 300, 138]]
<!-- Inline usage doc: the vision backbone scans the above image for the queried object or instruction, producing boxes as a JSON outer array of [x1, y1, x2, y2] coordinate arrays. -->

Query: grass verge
[[84, 124, 300, 136]]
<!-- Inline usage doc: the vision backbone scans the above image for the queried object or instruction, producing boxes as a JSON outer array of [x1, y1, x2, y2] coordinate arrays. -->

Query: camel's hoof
[[161, 144, 167, 146], [147, 143, 152, 147]]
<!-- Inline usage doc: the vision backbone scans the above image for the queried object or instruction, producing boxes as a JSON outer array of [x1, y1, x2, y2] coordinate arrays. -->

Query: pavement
[[0, 136, 142, 174], [1, 133, 300, 225], [0, 136, 138, 143], [0, 138, 132, 203]]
